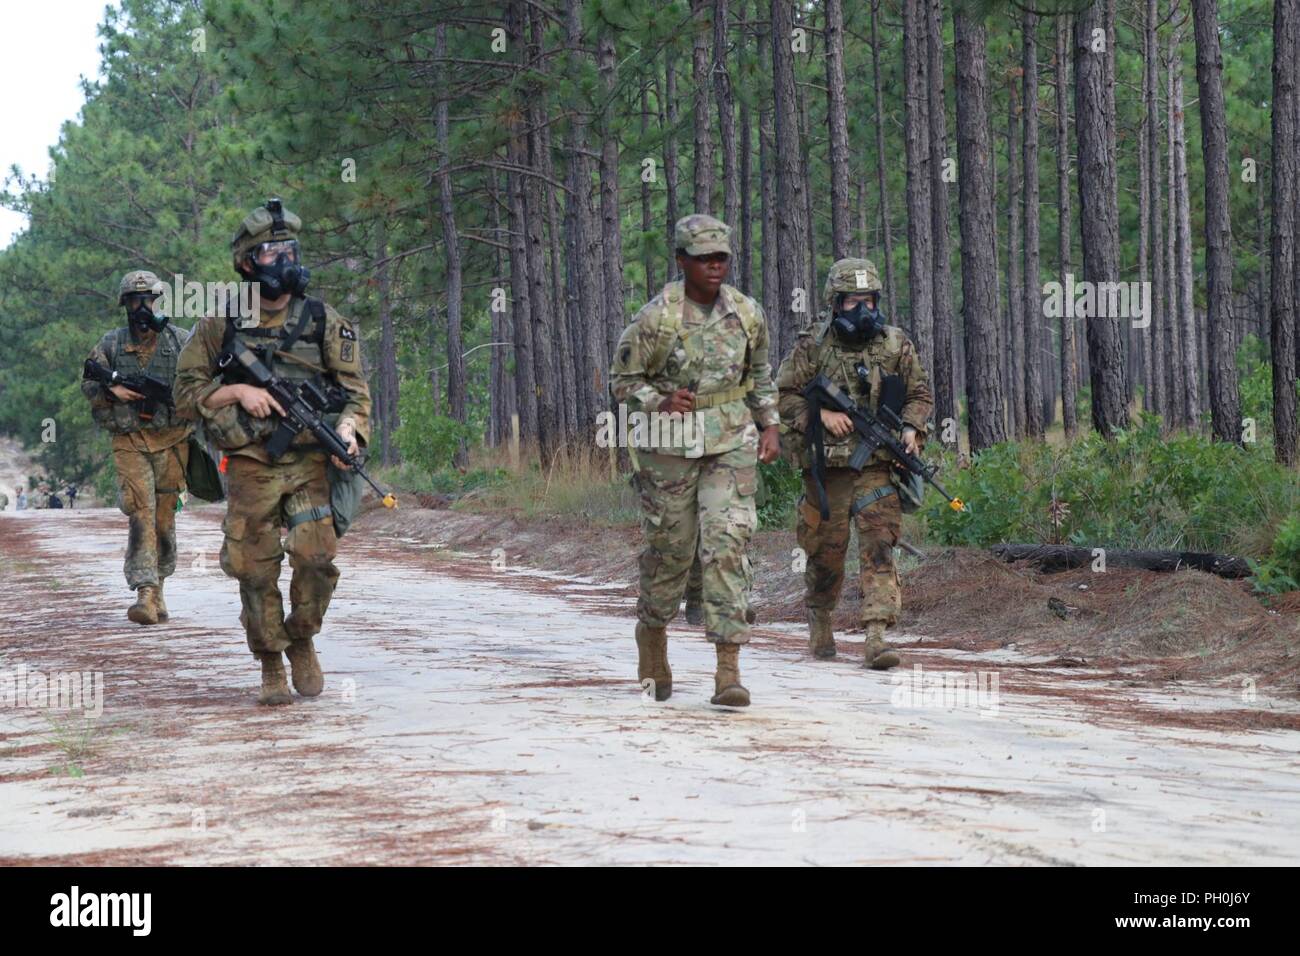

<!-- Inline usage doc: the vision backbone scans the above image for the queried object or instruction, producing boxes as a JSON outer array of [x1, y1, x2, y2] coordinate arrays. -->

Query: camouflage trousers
[[796, 464, 901, 626], [634, 447, 758, 644], [219, 451, 339, 655], [115, 443, 188, 589]]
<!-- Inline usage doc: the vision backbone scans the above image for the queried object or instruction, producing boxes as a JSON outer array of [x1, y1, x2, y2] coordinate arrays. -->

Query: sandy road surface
[[1, 506, 1299, 865]]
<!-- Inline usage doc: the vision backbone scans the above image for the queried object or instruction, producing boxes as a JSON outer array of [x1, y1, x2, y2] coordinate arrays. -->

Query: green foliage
[[925, 416, 1300, 568], [392, 375, 478, 475], [757, 457, 803, 530], [1249, 515, 1300, 594]]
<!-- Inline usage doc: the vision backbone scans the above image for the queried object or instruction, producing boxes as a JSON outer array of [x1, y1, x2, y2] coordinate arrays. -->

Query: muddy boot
[[127, 586, 161, 626], [710, 643, 750, 707], [745, 604, 757, 625], [863, 621, 900, 670], [808, 608, 836, 660], [635, 622, 672, 701], [155, 581, 169, 622], [258, 652, 293, 706], [285, 638, 325, 697]]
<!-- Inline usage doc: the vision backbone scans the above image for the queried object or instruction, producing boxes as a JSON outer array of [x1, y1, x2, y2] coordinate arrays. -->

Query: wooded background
[[1, 0, 1296, 485]]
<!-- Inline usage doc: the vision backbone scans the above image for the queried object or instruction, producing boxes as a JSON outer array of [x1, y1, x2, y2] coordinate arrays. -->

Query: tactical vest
[[211, 296, 343, 451], [96, 325, 185, 434], [799, 319, 909, 469]]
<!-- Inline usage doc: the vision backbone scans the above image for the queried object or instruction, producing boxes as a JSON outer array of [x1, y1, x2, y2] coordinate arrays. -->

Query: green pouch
[[185, 432, 226, 503], [328, 460, 364, 537]]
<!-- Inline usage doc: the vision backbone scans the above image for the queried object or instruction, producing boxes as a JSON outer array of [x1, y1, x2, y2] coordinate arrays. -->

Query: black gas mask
[[123, 293, 168, 334], [830, 292, 885, 347], [245, 238, 311, 299]]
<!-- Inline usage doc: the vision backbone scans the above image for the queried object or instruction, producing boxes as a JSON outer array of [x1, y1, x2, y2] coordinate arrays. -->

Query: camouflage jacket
[[776, 317, 933, 469], [174, 298, 371, 464], [610, 281, 778, 458]]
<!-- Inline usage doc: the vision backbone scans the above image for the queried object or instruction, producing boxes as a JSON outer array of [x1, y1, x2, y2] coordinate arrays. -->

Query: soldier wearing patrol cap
[[82, 269, 193, 625], [610, 213, 780, 707], [775, 258, 933, 669], [175, 199, 372, 706]]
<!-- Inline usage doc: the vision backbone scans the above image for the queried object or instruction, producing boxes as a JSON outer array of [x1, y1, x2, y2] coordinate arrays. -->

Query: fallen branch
[[989, 543, 1251, 579]]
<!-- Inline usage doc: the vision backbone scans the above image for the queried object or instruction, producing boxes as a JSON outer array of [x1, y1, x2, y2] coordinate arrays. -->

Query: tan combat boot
[[127, 586, 161, 626], [710, 643, 750, 707], [285, 638, 325, 697], [258, 652, 293, 706], [635, 622, 672, 701], [808, 608, 836, 660], [863, 621, 900, 670], [155, 581, 169, 622]]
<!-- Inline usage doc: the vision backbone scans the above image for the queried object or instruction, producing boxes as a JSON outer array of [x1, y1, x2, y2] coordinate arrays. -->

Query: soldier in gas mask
[[775, 259, 932, 669], [175, 199, 372, 706], [82, 270, 193, 624]]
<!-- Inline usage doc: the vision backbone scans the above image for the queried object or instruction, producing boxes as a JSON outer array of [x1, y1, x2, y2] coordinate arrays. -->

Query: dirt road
[[2, 505, 1299, 865]]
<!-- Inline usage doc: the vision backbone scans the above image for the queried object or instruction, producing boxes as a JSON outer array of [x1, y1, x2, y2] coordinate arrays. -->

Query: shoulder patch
[[340, 324, 357, 341]]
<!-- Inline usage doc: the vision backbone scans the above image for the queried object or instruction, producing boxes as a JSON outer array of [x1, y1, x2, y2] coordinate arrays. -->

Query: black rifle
[[216, 337, 397, 509], [803, 370, 964, 520], [83, 359, 173, 421]]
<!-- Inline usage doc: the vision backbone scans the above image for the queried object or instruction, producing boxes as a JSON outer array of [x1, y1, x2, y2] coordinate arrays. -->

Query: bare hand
[[820, 408, 854, 438], [758, 426, 780, 464], [658, 387, 696, 415], [331, 422, 359, 470], [901, 426, 920, 456], [237, 385, 285, 419], [110, 384, 146, 402]]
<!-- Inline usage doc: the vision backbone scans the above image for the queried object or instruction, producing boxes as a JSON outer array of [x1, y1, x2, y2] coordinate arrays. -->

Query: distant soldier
[[82, 270, 192, 624], [15, 487, 27, 511], [611, 214, 780, 707], [175, 199, 372, 707], [0, 490, 8, 512], [776, 259, 933, 669]]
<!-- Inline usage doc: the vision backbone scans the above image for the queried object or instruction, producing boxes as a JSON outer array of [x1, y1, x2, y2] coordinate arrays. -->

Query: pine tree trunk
[[1057, 14, 1078, 438], [1172, 32, 1199, 428], [928, 0, 957, 435], [434, 23, 466, 467], [954, 8, 1006, 450], [771, 0, 811, 355], [1190, 0, 1240, 444], [663, 56, 680, 266], [825, 0, 851, 258], [565, 0, 604, 438], [1073, 0, 1129, 437], [598, 29, 626, 374], [641, 85, 656, 300], [524, 7, 560, 463], [871, 0, 897, 316], [1022, 10, 1044, 438], [758, 10, 780, 343], [903, 0, 934, 384], [1138, 16, 1152, 414], [506, 114, 537, 441], [1271, 0, 1299, 464], [738, 0, 754, 295], [1166, 31, 1184, 427], [692, 0, 714, 213], [1006, 76, 1025, 438], [1145, 0, 1165, 421], [714, 0, 739, 231], [376, 219, 400, 466]]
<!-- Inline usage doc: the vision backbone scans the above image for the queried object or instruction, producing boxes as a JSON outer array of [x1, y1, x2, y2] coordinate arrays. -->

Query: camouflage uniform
[[174, 203, 370, 667], [612, 217, 778, 652], [776, 259, 933, 656], [82, 270, 193, 609]]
